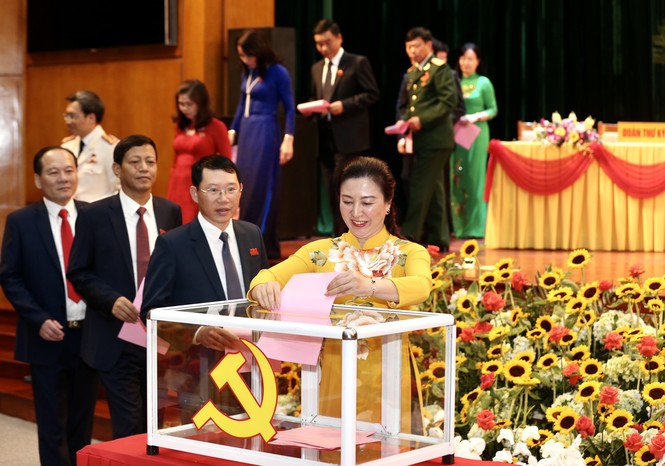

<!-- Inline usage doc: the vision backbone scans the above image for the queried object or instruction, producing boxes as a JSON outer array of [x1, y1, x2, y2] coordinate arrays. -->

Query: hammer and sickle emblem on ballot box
[[192, 339, 278, 442]]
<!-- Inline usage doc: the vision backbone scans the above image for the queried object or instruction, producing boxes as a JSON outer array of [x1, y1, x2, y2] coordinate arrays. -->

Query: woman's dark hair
[[173, 79, 215, 131], [456, 42, 485, 76], [236, 30, 278, 80], [338, 156, 402, 238]]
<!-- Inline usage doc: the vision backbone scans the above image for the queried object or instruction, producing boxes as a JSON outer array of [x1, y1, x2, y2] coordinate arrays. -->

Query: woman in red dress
[[167, 80, 232, 222]]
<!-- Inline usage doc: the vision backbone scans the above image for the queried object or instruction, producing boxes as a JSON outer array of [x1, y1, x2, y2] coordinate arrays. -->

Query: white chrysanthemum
[[592, 310, 645, 341], [507, 336, 533, 357], [533, 368, 563, 386], [604, 355, 640, 384], [552, 392, 584, 413], [491, 310, 512, 328], [642, 427, 658, 444], [615, 389, 644, 415]]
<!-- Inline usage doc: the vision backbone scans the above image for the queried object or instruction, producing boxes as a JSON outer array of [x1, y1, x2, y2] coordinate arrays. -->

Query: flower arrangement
[[414, 239, 665, 465], [534, 111, 600, 147]]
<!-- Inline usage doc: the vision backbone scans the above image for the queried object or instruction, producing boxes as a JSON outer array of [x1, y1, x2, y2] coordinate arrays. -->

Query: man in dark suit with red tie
[[308, 19, 380, 235], [68, 135, 182, 439], [141, 155, 268, 348], [0, 146, 98, 466]]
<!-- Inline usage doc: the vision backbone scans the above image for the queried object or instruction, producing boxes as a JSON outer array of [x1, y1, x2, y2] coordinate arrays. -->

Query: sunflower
[[456, 295, 477, 313], [616, 283, 646, 303], [428, 361, 446, 382], [643, 420, 664, 432], [494, 419, 513, 429], [436, 252, 456, 266], [660, 323, 665, 336], [513, 377, 541, 387], [559, 330, 578, 347], [640, 355, 665, 375], [411, 345, 424, 360], [596, 403, 615, 420], [479, 270, 499, 287], [545, 406, 565, 423], [536, 316, 555, 333], [456, 355, 468, 365], [576, 380, 601, 402], [498, 268, 513, 282], [569, 345, 591, 362], [552, 266, 567, 279], [503, 360, 532, 383], [488, 325, 510, 341], [634, 445, 657, 466], [579, 358, 603, 379], [538, 271, 561, 290], [460, 239, 480, 258], [430, 265, 445, 281], [280, 361, 298, 375], [458, 404, 469, 423], [526, 429, 553, 447], [547, 286, 574, 303], [495, 258, 514, 271], [426, 326, 443, 336], [527, 328, 547, 340], [645, 277, 665, 295], [605, 409, 633, 432], [514, 350, 536, 364], [509, 307, 529, 325], [288, 373, 301, 395], [643, 382, 665, 406], [567, 248, 591, 268], [487, 344, 507, 359], [576, 310, 596, 328], [431, 278, 446, 290], [625, 328, 646, 342], [480, 361, 503, 375], [578, 281, 601, 301], [648, 298, 665, 313], [537, 353, 558, 370], [565, 297, 588, 314], [552, 407, 579, 434], [585, 455, 602, 466], [461, 388, 482, 406]]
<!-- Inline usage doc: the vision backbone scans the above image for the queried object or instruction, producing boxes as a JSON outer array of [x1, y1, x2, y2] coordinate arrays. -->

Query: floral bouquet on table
[[534, 111, 600, 147], [414, 239, 665, 465]]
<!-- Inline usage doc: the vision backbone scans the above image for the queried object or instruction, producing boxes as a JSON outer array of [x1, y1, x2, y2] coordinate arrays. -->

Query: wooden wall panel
[[25, 60, 182, 202], [0, 0, 24, 75]]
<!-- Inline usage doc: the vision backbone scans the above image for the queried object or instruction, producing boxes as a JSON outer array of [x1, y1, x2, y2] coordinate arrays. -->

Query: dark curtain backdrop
[[275, 0, 664, 212]]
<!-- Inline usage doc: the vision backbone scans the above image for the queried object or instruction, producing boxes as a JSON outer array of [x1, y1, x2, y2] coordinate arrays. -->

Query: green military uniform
[[400, 55, 457, 249]]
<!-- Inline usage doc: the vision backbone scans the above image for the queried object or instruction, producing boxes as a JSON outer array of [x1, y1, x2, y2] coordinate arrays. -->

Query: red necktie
[[59, 209, 81, 303], [136, 207, 150, 288]]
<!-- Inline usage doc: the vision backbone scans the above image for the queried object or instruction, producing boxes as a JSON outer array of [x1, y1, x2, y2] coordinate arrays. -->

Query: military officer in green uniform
[[396, 26, 457, 251]]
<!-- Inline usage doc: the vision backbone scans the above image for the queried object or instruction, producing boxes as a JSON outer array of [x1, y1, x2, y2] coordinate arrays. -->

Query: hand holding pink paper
[[118, 280, 170, 354], [454, 120, 481, 149], [384, 120, 410, 135], [297, 99, 330, 114]]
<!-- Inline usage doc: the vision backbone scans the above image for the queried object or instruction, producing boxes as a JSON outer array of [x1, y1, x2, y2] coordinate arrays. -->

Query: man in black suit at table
[[68, 135, 182, 439], [142, 155, 268, 345], [0, 146, 97, 466], [307, 18, 380, 235]]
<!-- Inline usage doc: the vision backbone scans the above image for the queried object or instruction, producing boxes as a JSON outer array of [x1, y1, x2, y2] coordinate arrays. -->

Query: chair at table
[[598, 121, 618, 142], [516, 121, 536, 141]]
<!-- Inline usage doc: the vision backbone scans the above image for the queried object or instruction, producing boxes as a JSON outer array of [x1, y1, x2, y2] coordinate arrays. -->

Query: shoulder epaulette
[[61, 135, 76, 144], [101, 133, 119, 144], [430, 57, 445, 66]]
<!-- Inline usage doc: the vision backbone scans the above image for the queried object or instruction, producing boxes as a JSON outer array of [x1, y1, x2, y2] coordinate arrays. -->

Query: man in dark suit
[[68, 135, 182, 439], [396, 27, 458, 251], [142, 155, 268, 348], [308, 19, 380, 235], [0, 146, 98, 466]]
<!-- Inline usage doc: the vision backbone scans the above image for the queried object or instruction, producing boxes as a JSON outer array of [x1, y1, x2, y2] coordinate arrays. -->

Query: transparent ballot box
[[147, 300, 456, 465]]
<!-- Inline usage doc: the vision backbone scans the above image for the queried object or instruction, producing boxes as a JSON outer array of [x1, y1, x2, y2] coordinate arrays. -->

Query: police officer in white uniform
[[61, 90, 120, 202]]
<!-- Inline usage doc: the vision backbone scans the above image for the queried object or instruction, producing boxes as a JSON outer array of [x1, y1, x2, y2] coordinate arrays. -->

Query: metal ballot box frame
[[146, 300, 456, 465]]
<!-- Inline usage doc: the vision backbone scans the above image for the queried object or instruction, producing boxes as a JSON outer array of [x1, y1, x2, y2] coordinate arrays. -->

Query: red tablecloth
[[77, 434, 505, 465]]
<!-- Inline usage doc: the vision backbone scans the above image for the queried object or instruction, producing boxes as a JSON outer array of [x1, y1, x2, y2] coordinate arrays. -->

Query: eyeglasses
[[198, 186, 242, 198], [63, 112, 83, 121]]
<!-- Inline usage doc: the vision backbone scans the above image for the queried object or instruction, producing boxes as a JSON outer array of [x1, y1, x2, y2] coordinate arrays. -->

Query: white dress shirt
[[43, 197, 86, 321], [118, 190, 158, 291], [197, 213, 246, 297], [322, 47, 345, 87]]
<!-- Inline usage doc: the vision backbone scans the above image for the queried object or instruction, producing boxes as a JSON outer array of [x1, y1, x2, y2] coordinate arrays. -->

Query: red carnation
[[637, 336, 660, 358], [575, 415, 595, 438], [603, 332, 623, 351], [460, 327, 475, 343], [480, 372, 495, 390], [475, 409, 496, 430], [548, 325, 569, 344], [624, 432, 644, 452], [481, 291, 506, 311], [600, 385, 620, 405], [650, 433, 665, 459], [599, 280, 613, 291], [473, 321, 493, 334], [511, 272, 529, 292], [629, 264, 645, 278]]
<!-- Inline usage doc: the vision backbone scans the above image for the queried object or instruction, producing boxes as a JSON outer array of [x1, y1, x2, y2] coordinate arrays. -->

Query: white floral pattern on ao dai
[[327, 239, 404, 278]]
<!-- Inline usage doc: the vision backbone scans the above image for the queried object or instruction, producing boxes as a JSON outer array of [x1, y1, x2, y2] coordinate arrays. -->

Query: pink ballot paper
[[297, 99, 330, 114], [454, 120, 481, 149], [269, 425, 380, 450], [257, 272, 338, 365], [384, 120, 410, 135], [118, 280, 170, 354]]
